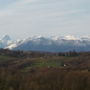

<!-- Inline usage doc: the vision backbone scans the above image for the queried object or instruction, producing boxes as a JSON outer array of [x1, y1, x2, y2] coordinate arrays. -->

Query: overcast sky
[[0, 0, 90, 39]]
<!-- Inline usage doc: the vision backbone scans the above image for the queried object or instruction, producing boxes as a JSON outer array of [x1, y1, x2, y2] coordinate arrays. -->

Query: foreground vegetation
[[0, 49, 90, 90]]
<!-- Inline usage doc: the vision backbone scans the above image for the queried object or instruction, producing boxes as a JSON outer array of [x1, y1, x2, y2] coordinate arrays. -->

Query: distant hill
[[1, 35, 90, 52]]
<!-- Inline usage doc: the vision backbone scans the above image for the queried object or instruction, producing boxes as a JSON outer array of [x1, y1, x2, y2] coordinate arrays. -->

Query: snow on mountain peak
[[81, 36, 90, 41], [2, 35, 11, 41], [0, 35, 12, 48], [1, 35, 90, 52], [51, 36, 62, 40], [63, 35, 79, 40]]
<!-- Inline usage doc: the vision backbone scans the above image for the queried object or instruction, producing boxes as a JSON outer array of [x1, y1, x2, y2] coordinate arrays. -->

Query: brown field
[[0, 49, 90, 90]]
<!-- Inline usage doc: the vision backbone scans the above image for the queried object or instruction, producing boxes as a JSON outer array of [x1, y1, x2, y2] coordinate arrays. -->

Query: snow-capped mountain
[[1, 35, 90, 52], [2, 35, 11, 41], [0, 35, 12, 48]]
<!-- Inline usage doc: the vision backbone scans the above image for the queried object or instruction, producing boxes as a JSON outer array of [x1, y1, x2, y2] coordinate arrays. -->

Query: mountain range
[[0, 35, 90, 52]]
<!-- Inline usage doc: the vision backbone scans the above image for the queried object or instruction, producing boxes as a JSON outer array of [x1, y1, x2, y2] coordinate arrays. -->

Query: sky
[[0, 0, 90, 39]]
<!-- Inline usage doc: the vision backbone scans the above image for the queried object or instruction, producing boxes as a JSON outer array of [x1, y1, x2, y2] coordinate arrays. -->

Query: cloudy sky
[[0, 0, 90, 39]]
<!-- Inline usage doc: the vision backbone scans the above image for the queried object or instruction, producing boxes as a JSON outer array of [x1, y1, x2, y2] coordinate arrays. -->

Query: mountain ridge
[[0, 35, 90, 52]]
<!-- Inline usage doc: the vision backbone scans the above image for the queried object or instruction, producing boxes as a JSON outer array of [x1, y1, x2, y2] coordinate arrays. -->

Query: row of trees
[[0, 49, 79, 58]]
